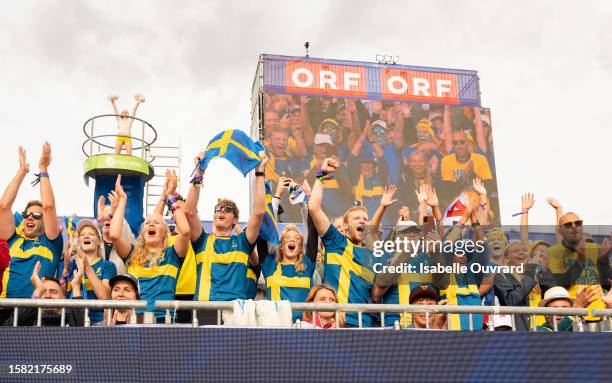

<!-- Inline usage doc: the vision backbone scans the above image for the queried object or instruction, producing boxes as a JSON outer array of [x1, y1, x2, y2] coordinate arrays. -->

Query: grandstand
[[0, 55, 611, 383]]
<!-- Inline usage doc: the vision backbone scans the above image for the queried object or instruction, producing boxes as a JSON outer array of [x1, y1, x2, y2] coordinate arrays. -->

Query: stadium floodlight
[[375, 54, 399, 64]]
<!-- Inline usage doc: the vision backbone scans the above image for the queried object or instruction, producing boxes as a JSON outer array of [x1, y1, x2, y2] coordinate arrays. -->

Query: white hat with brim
[[539, 286, 574, 307]]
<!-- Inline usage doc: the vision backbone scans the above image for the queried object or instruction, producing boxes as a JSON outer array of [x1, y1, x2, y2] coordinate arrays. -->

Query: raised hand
[[424, 184, 439, 207], [134, 93, 145, 103], [275, 177, 290, 197], [415, 185, 428, 205], [39, 141, 52, 171], [380, 185, 398, 208], [256, 151, 269, 172], [547, 197, 561, 210], [321, 157, 339, 173], [165, 169, 178, 197], [472, 177, 487, 196], [521, 193, 535, 212], [108, 93, 119, 102], [115, 174, 127, 201], [30, 261, 43, 290], [398, 206, 410, 221], [194, 151, 206, 177], [18, 146, 30, 173]]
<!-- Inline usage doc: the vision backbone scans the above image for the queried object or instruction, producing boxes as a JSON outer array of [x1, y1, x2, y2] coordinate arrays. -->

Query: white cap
[[428, 112, 442, 121], [313, 133, 333, 145]]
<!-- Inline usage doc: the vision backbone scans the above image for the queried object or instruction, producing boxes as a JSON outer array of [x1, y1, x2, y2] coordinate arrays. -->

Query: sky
[[0, 0, 610, 229]]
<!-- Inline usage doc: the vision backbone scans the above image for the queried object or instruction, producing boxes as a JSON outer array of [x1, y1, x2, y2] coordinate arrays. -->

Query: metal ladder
[[144, 143, 182, 215]]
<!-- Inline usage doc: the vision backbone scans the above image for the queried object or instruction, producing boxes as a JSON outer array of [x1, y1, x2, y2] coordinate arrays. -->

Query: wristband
[[31, 172, 49, 187], [511, 210, 529, 217], [471, 220, 480, 228], [255, 171, 265, 177], [190, 174, 203, 187], [166, 193, 184, 212], [479, 203, 487, 210]]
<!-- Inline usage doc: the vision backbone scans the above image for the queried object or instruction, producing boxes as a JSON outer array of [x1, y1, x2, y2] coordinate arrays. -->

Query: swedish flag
[[200, 129, 265, 176], [259, 180, 280, 246], [64, 216, 80, 238]]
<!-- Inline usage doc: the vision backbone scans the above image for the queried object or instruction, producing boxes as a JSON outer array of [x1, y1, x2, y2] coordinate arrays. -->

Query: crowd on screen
[[262, 93, 498, 225], [1, 129, 611, 331]]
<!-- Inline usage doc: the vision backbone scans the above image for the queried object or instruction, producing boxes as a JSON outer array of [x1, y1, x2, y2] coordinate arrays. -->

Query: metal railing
[[81, 114, 158, 160], [155, 301, 597, 331], [1, 299, 608, 332], [0, 299, 146, 327]]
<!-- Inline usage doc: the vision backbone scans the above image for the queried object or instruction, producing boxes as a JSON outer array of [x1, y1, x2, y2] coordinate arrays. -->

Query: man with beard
[[0, 144, 63, 325], [547, 212, 612, 320], [309, 157, 391, 327], [440, 130, 493, 192]]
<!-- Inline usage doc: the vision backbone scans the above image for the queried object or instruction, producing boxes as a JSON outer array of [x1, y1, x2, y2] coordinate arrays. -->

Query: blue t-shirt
[[67, 258, 117, 323], [262, 254, 315, 321], [2, 231, 63, 298], [128, 246, 182, 318], [321, 225, 378, 327], [192, 231, 256, 301], [245, 263, 261, 300]]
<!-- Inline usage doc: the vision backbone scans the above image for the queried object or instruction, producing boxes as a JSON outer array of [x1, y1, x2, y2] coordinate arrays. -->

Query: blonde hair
[[342, 206, 368, 225], [129, 218, 171, 267], [276, 224, 305, 273], [504, 241, 529, 282], [302, 284, 345, 328]]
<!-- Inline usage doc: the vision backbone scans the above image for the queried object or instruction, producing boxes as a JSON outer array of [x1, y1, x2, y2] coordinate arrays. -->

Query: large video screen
[[260, 92, 500, 226]]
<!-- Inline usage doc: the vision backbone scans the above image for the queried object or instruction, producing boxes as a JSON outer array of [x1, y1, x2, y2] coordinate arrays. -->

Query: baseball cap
[[109, 274, 141, 300], [394, 220, 419, 235], [313, 133, 333, 146], [409, 285, 439, 304], [76, 219, 101, 239]]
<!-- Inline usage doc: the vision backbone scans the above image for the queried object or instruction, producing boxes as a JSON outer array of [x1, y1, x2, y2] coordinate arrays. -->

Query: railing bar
[[61, 308, 66, 327]]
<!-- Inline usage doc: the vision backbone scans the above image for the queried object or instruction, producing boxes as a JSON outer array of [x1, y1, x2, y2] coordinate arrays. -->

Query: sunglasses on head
[[562, 220, 583, 229], [22, 211, 43, 220], [214, 205, 234, 214], [452, 140, 466, 145]]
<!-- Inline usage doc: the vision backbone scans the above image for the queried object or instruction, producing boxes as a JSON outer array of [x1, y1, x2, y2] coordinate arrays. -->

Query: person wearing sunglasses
[[0, 144, 63, 322], [184, 151, 269, 325], [547, 211, 612, 321], [440, 130, 493, 192]]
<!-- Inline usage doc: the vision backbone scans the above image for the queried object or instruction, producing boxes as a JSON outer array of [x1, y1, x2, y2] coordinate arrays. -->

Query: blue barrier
[[0, 327, 610, 382]]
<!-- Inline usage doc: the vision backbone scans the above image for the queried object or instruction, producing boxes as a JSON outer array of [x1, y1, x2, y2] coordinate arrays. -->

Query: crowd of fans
[[0, 112, 611, 331], [262, 93, 499, 225]]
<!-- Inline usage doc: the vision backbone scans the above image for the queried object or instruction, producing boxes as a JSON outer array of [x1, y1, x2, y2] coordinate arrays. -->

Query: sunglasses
[[22, 211, 43, 220], [452, 140, 466, 145], [562, 220, 583, 229], [214, 205, 234, 214]]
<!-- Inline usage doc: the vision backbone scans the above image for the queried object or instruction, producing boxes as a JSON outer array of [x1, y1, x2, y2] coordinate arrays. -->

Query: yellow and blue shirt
[[246, 263, 261, 300], [192, 231, 256, 301], [262, 255, 315, 321], [321, 225, 378, 327], [128, 246, 182, 318], [67, 258, 117, 323], [441, 273, 482, 331], [381, 252, 434, 327], [1, 231, 63, 298]]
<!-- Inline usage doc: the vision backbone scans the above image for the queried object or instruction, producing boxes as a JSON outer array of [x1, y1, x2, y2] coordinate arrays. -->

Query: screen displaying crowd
[[0, 134, 611, 331], [260, 92, 499, 226]]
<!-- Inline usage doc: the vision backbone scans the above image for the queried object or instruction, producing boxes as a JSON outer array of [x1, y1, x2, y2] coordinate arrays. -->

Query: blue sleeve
[[165, 246, 180, 268], [321, 225, 346, 255], [237, 232, 256, 254], [46, 232, 64, 260], [191, 230, 208, 254], [103, 262, 117, 280], [67, 260, 76, 283]]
